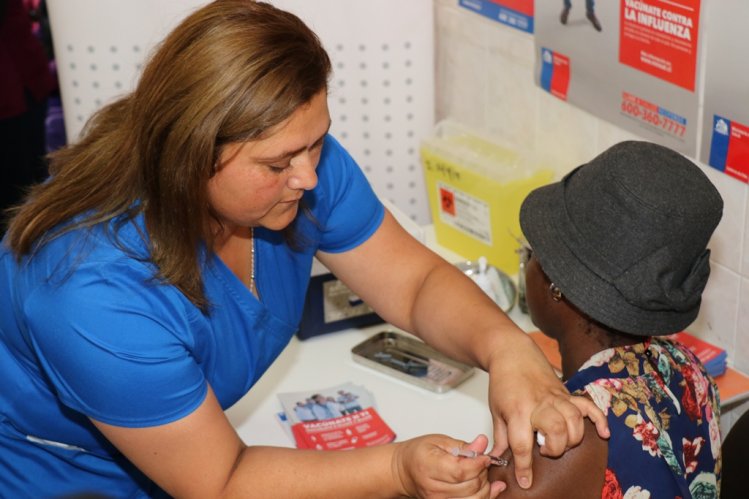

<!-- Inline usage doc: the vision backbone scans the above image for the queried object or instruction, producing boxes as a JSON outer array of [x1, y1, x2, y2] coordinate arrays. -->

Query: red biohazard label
[[440, 187, 456, 216]]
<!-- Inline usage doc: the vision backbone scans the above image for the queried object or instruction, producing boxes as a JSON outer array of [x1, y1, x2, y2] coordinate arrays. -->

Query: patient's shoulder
[[488, 418, 608, 498]]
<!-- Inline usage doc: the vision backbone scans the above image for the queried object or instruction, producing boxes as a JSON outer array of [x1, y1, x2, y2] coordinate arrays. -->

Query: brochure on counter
[[668, 331, 727, 378], [529, 331, 749, 405], [276, 382, 396, 450]]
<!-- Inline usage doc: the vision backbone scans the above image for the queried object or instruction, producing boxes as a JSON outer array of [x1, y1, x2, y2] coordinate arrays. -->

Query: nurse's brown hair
[[6, 0, 331, 310]]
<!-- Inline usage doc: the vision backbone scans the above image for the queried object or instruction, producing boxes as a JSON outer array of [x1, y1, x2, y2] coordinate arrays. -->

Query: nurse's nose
[[288, 153, 318, 191]]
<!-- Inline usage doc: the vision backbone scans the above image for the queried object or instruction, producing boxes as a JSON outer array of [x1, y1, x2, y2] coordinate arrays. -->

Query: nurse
[[0, 1, 608, 497]]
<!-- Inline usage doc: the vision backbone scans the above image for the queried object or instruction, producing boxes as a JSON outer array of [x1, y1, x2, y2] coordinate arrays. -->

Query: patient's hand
[[392, 434, 505, 498]]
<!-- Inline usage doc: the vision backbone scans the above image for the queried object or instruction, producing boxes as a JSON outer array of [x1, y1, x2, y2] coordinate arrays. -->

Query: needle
[[450, 447, 510, 467]]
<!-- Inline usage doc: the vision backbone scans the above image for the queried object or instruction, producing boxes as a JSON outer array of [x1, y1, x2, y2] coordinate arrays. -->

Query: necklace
[[249, 227, 257, 296]]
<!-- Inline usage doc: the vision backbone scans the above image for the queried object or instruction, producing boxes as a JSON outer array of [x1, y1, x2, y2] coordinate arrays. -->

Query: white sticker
[[436, 181, 492, 245]]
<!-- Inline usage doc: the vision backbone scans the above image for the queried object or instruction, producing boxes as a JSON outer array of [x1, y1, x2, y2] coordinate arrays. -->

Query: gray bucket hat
[[520, 141, 723, 335]]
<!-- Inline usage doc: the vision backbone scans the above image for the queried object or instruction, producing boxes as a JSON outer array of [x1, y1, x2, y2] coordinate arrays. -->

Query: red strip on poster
[[550, 52, 570, 101], [725, 120, 749, 183], [618, 0, 700, 91], [488, 0, 533, 16]]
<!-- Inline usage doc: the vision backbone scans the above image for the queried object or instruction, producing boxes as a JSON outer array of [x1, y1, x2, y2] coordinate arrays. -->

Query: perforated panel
[[47, 0, 433, 223], [270, 1, 435, 223], [46, 0, 206, 138], [325, 39, 430, 223]]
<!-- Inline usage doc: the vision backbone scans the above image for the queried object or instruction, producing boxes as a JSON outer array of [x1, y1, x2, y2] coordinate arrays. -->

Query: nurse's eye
[[311, 137, 325, 153], [267, 162, 291, 172]]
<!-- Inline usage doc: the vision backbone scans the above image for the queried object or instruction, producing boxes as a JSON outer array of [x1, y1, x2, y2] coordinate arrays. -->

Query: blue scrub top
[[0, 135, 385, 497]]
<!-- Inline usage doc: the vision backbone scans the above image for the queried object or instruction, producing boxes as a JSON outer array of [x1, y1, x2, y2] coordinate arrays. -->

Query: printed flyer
[[534, 0, 703, 156], [277, 382, 396, 450], [459, 0, 534, 33], [700, 0, 749, 184]]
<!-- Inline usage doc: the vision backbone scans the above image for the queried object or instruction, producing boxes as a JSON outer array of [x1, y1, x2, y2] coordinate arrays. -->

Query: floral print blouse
[[565, 338, 721, 498]]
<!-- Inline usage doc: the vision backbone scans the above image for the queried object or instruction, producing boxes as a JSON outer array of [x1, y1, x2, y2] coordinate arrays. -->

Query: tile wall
[[433, 0, 748, 433]]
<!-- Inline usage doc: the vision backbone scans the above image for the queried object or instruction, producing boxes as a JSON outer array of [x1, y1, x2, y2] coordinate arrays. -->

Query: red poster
[[619, 0, 700, 91]]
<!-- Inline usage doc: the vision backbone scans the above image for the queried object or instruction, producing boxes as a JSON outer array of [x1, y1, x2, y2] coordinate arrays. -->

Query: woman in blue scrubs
[[0, 1, 608, 497]]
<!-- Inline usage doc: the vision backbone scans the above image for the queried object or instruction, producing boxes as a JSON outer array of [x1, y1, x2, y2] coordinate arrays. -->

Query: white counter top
[[226, 294, 536, 448], [226, 323, 492, 447], [226, 224, 537, 447]]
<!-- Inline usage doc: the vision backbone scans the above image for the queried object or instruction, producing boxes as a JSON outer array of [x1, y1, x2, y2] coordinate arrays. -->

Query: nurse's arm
[[91, 386, 497, 498], [318, 209, 609, 489]]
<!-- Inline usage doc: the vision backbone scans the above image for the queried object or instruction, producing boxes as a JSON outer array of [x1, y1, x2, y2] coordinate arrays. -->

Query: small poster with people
[[277, 382, 396, 450]]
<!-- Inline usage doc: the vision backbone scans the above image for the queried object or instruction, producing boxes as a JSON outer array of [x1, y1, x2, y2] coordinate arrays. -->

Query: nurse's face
[[207, 90, 331, 232]]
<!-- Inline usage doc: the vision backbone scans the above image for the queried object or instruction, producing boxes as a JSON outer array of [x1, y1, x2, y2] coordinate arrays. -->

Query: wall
[[47, 0, 434, 225], [433, 0, 747, 433]]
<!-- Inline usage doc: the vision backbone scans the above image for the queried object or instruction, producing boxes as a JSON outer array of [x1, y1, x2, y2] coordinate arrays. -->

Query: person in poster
[[560, 0, 602, 31]]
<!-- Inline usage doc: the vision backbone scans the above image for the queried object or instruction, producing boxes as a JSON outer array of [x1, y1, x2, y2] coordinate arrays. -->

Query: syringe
[[450, 431, 545, 467], [450, 447, 509, 467]]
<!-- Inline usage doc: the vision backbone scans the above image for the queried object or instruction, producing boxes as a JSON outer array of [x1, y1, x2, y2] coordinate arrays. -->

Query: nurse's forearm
[[222, 443, 405, 498]]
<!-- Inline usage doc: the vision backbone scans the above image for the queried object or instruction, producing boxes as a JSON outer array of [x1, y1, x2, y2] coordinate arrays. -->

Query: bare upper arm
[[91, 386, 244, 498], [316, 208, 445, 330], [488, 417, 608, 498]]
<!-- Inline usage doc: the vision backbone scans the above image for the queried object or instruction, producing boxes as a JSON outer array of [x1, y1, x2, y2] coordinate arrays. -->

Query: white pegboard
[[46, 0, 434, 224], [46, 0, 207, 139], [270, 1, 435, 223]]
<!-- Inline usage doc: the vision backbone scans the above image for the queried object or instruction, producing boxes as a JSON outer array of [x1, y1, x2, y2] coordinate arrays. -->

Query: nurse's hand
[[485, 334, 609, 490], [392, 434, 505, 498]]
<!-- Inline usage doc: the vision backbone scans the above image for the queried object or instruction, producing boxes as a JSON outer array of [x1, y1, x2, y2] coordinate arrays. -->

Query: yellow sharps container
[[421, 121, 554, 276]]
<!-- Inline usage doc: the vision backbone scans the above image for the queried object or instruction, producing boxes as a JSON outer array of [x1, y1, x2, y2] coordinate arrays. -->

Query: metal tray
[[351, 331, 475, 393]]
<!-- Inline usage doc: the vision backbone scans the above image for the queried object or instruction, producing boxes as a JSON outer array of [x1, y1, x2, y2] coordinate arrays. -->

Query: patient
[[489, 141, 723, 497]]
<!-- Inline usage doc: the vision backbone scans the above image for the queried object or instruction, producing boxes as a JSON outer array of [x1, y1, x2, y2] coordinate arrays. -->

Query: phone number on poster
[[621, 93, 686, 138]]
